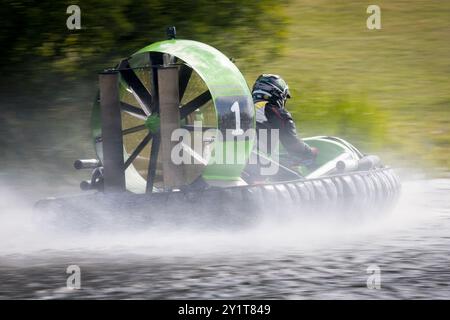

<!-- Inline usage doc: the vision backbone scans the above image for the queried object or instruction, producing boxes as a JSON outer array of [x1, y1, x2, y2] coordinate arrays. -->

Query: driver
[[251, 74, 318, 167]]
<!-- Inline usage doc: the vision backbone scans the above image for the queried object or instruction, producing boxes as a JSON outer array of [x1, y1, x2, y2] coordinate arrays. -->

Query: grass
[[2, 0, 448, 178], [236, 0, 450, 172]]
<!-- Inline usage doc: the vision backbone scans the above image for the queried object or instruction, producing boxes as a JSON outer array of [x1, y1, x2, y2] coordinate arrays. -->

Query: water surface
[[0, 178, 449, 299]]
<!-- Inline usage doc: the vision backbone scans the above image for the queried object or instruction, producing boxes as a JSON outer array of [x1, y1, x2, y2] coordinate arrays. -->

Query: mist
[[0, 176, 443, 257]]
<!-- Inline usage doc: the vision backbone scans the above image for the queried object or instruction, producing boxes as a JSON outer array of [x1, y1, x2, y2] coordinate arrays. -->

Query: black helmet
[[252, 74, 291, 108]]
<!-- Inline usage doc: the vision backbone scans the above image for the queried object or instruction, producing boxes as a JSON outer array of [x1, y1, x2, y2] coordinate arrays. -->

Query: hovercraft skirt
[[35, 167, 400, 229]]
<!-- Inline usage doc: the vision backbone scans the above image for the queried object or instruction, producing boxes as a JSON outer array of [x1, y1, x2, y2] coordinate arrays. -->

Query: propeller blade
[[178, 64, 192, 100], [180, 91, 212, 119], [124, 133, 152, 169], [181, 124, 216, 131], [120, 102, 147, 120], [118, 59, 153, 115], [122, 124, 147, 135]]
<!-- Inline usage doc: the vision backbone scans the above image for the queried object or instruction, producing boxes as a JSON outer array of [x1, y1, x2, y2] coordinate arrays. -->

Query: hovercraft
[[35, 28, 400, 229]]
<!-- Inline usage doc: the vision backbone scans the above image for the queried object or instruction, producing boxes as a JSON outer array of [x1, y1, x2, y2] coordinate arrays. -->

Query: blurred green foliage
[[251, 0, 450, 172], [0, 0, 448, 174], [0, 0, 288, 77]]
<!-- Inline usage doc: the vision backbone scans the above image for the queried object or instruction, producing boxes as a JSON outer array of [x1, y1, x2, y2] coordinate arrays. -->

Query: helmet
[[252, 74, 291, 108]]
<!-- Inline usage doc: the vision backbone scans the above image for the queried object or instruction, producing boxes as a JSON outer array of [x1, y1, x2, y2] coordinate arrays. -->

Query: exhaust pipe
[[74, 159, 100, 170], [336, 159, 359, 172], [357, 155, 381, 170], [336, 155, 381, 172]]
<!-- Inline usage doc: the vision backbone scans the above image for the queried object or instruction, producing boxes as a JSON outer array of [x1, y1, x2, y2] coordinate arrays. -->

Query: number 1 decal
[[231, 101, 244, 135]]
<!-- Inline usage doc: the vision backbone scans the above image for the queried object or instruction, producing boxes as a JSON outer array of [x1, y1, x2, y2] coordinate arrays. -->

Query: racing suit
[[255, 101, 315, 164]]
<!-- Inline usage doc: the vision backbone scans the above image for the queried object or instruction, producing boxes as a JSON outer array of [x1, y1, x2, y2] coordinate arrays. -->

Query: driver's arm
[[266, 105, 316, 162]]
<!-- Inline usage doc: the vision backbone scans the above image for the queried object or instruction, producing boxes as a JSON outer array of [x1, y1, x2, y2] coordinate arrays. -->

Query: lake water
[[0, 177, 449, 299]]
